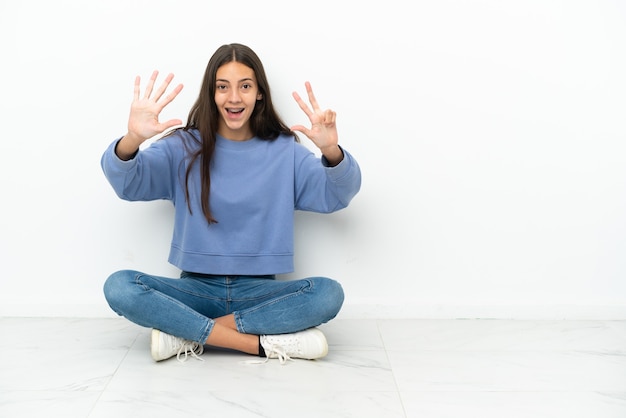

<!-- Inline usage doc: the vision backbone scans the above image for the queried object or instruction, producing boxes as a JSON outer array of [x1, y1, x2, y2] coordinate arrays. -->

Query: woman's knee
[[312, 277, 345, 318], [103, 270, 138, 311]]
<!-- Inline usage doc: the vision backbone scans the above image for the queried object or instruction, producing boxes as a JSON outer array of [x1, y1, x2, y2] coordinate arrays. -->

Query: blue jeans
[[103, 270, 344, 344]]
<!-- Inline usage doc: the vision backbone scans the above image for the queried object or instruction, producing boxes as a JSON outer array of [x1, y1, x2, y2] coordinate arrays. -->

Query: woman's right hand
[[116, 71, 183, 160]]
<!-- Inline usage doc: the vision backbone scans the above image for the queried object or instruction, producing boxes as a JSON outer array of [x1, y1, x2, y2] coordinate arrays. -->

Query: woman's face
[[214, 61, 262, 141]]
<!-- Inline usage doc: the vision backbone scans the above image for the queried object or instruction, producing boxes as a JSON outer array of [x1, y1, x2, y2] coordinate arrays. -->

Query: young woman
[[101, 43, 361, 363]]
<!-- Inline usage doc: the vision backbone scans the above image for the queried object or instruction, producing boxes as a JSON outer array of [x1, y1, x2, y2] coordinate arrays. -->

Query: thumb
[[291, 124, 310, 137], [158, 119, 184, 132]]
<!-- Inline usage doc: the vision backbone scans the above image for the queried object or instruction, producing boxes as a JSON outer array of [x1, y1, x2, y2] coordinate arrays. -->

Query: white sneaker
[[151, 329, 204, 362], [260, 328, 328, 364]]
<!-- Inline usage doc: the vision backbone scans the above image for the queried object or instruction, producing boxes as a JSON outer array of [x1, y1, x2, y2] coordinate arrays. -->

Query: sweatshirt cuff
[[103, 138, 137, 173], [322, 146, 356, 181]]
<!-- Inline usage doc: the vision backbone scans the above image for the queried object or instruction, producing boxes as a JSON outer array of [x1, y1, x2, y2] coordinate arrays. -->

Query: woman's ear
[[257, 93, 263, 100]]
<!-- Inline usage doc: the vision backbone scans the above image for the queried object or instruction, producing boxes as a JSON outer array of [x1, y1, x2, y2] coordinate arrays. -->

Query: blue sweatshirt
[[101, 129, 361, 275]]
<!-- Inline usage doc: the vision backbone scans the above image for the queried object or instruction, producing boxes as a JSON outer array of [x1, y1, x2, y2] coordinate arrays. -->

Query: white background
[[1, 0, 625, 319]]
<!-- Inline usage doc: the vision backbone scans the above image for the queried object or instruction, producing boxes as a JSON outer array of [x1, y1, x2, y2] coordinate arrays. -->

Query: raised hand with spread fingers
[[116, 71, 183, 160], [291, 81, 344, 166]]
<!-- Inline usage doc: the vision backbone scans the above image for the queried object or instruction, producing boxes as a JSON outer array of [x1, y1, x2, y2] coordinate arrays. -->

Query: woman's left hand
[[291, 82, 343, 166]]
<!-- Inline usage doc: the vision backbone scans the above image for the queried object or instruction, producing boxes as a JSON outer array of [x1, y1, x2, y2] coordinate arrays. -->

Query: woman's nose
[[228, 89, 241, 102]]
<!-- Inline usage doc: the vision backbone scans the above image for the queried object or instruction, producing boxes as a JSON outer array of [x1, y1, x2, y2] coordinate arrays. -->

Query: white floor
[[1, 317, 625, 418]]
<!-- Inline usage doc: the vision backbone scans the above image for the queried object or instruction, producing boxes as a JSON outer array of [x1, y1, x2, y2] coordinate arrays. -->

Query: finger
[[133, 75, 141, 100], [156, 83, 184, 110], [323, 109, 336, 125], [158, 118, 184, 132], [304, 81, 321, 111], [290, 124, 311, 138], [292, 91, 314, 119], [143, 70, 159, 99], [152, 73, 176, 102]]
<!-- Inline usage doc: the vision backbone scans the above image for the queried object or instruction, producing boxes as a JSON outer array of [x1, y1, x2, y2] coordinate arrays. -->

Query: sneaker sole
[[302, 328, 329, 359], [150, 329, 163, 361]]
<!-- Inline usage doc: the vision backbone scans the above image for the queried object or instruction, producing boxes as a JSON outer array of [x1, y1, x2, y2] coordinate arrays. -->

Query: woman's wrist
[[321, 145, 343, 167], [115, 133, 142, 160]]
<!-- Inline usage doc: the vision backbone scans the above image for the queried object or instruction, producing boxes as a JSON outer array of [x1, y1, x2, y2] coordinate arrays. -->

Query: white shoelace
[[176, 341, 205, 362], [264, 343, 293, 365], [241, 342, 295, 365]]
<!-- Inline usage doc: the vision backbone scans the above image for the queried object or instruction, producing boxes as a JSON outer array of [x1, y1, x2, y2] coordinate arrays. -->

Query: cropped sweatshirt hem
[[169, 250, 294, 276]]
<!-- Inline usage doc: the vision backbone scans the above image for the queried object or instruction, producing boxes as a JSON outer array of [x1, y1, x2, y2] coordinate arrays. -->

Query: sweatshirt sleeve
[[294, 144, 362, 213], [100, 137, 177, 202]]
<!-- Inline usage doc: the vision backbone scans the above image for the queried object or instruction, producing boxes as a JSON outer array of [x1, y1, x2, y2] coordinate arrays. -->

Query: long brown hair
[[181, 43, 296, 224]]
